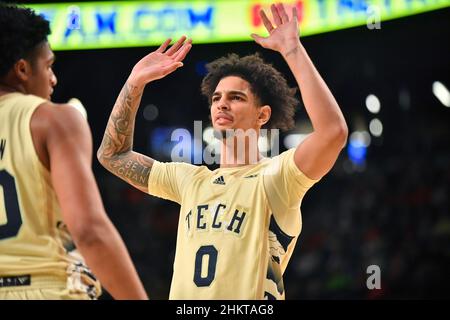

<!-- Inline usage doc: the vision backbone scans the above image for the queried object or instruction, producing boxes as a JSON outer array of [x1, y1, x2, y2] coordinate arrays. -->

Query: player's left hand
[[128, 36, 192, 87], [251, 3, 300, 57]]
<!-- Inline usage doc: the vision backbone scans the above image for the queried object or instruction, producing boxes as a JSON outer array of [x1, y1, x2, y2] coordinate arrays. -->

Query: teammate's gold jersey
[[148, 148, 318, 299], [0, 93, 99, 298]]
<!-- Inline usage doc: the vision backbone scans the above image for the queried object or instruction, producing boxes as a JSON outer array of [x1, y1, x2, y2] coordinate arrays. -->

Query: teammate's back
[[0, 3, 148, 299], [0, 93, 101, 298]]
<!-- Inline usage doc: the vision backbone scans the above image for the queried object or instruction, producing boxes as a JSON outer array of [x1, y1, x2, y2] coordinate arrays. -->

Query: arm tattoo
[[98, 81, 154, 191], [284, 45, 300, 58], [107, 152, 153, 189]]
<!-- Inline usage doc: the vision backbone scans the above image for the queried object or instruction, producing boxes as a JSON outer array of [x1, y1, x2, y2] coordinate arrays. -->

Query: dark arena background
[[14, 0, 450, 299]]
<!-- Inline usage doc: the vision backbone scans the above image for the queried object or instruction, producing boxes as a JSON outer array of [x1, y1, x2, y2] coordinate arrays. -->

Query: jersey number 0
[[0, 170, 23, 240], [194, 245, 218, 287]]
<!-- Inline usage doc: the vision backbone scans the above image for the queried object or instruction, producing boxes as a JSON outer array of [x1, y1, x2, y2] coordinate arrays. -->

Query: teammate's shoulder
[[40, 102, 85, 121], [34, 102, 88, 136]]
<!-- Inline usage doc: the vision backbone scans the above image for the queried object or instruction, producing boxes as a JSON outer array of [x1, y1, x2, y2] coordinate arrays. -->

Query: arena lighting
[[366, 94, 380, 114], [432, 81, 450, 108], [143, 104, 159, 121], [283, 134, 308, 149], [150, 127, 179, 157], [369, 118, 383, 137], [347, 131, 370, 165]]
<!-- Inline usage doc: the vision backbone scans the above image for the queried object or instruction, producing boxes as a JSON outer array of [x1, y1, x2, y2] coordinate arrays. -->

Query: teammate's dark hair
[[0, 4, 51, 77], [201, 53, 298, 131]]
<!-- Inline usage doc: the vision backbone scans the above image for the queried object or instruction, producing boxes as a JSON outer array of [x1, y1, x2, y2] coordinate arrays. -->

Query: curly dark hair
[[0, 3, 50, 78], [201, 53, 298, 131]]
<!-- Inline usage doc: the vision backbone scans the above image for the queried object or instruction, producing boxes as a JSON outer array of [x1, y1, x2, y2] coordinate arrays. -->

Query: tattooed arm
[[97, 36, 192, 192], [97, 82, 153, 192]]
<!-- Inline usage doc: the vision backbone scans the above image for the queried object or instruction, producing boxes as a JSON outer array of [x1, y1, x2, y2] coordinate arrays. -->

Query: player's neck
[[219, 135, 263, 168], [0, 82, 23, 97]]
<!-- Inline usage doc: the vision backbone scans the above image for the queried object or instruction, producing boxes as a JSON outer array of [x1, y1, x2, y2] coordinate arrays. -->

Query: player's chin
[[46, 90, 53, 101], [47, 87, 54, 100], [213, 120, 234, 130], [213, 124, 234, 135], [214, 124, 232, 131]]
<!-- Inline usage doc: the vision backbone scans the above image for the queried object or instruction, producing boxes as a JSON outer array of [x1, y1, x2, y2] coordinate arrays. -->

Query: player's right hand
[[251, 3, 300, 57], [128, 36, 192, 87]]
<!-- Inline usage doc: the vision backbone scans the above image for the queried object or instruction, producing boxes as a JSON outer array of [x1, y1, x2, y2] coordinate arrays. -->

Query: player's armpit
[[98, 150, 154, 193]]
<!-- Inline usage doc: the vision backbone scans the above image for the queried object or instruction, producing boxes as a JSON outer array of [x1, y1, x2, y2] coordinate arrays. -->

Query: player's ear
[[258, 105, 271, 126], [14, 58, 32, 82]]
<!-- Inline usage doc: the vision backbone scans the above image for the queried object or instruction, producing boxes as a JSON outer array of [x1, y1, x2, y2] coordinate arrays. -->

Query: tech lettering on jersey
[[184, 203, 247, 237]]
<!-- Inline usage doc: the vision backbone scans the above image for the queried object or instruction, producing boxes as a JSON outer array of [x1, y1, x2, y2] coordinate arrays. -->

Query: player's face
[[23, 41, 57, 100], [211, 76, 261, 133]]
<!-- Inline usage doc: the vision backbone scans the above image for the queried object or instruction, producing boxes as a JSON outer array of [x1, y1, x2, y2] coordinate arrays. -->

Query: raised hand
[[129, 36, 192, 86], [251, 3, 300, 56]]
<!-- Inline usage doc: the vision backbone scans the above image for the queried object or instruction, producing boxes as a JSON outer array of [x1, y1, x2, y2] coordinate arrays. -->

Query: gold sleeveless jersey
[[148, 148, 318, 299], [0, 93, 99, 298]]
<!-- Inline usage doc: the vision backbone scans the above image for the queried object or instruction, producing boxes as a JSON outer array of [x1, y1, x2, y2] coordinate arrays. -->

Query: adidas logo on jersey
[[0, 275, 30, 287], [213, 176, 225, 185]]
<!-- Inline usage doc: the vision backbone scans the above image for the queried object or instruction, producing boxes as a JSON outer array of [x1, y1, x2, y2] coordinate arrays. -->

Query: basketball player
[[98, 3, 347, 299], [0, 4, 147, 300]]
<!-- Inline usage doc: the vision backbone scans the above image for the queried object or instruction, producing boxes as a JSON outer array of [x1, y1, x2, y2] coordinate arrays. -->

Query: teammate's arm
[[97, 36, 192, 192], [33, 103, 148, 300], [252, 4, 348, 180]]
